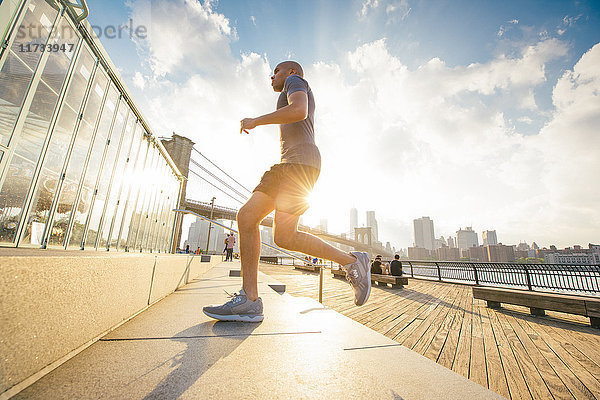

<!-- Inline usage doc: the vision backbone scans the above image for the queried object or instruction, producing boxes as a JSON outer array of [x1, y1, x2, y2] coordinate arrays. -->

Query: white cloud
[[130, 0, 236, 77], [132, 70, 145, 89], [359, 0, 379, 18]]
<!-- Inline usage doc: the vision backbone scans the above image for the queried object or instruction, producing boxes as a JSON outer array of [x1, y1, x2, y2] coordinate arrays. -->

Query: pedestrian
[[203, 61, 371, 322], [185, 244, 190, 254], [390, 254, 403, 276], [225, 233, 236, 261]]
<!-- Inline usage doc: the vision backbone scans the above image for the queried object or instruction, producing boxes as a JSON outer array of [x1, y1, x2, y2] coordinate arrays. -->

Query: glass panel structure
[[0, 0, 182, 252], [21, 45, 94, 245], [0, 11, 78, 244]]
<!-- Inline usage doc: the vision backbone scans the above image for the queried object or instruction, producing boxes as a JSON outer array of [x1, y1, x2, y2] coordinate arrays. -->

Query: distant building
[[468, 246, 488, 262], [545, 253, 595, 265], [436, 246, 460, 261], [408, 247, 431, 260], [516, 242, 530, 252], [486, 244, 515, 262], [187, 217, 227, 253], [456, 227, 478, 250], [413, 217, 435, 251], [366, 211, 378, 242], [447, 236, 456, 248], [349, 208, 358, 232], [482, 230, 498, 246]]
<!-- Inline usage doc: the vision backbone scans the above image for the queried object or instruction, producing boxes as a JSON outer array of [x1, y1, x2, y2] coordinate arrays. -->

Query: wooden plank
[[437, 288, 469, 370], [516, 316, 596, 399], [469, 304, 488, 388], [495, 310, 553, 399], [450, 292, 472, 379], [423, 286, 465, 363], [503, 313, 574, 399], [404, 286, 462, 352], [486, 307, 533, 399], [480, 303, 510, 398]]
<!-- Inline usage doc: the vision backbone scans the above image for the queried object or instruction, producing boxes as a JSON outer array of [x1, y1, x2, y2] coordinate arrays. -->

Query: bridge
[[162, 134, 393, 258]]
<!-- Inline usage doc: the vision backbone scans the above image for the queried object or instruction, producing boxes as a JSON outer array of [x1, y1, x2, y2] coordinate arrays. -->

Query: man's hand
[[240, 118, 258, 134]]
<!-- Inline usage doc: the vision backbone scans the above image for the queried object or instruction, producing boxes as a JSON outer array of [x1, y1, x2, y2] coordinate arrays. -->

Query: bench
[[332, 269, 408, 288], [473, 286, 600, 329], [295, 264, 321, 273], [372, 274, 408, 289]]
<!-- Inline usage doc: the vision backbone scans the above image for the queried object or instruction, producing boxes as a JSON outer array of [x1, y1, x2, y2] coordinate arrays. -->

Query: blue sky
[[83, 0, 600, 249]]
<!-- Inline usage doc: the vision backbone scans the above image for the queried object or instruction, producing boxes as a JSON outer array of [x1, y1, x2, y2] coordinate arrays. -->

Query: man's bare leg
[[273, 211, 357, 266], [236, 192, 275, 301]]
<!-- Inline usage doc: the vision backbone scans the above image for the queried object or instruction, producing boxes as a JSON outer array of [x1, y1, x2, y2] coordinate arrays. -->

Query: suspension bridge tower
[[161, 133, 195, 251]]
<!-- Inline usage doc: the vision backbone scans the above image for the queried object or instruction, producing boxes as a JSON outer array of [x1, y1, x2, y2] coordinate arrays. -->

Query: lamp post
[[205, 197, 215, 254]]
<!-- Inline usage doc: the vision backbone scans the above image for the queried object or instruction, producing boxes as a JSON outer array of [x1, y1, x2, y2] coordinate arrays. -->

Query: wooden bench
[[473, 286, 600, 329], [372, 274, 408, 289], [332, 269, 408, 288], [294, 264, 321, 273]]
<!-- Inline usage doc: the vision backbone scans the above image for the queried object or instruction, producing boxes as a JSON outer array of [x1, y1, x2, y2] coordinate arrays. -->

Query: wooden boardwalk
[[259, 263, 600, 400]]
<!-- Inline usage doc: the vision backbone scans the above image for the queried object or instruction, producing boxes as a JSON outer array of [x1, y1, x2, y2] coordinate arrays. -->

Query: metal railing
[[400, 260, 600, 295]]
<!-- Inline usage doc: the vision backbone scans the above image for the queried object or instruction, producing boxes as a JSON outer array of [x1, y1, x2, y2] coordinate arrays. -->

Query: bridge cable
[[187, 168, 247, 205], [189, 158, 250, 202], [191, 147, 253, 194]]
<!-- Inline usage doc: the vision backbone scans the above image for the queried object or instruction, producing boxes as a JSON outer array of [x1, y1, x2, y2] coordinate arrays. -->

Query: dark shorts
[[253, 163, 320, 215]]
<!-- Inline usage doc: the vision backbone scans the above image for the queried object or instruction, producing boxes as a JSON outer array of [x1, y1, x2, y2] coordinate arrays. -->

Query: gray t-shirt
[[277, 75, 321, 170]]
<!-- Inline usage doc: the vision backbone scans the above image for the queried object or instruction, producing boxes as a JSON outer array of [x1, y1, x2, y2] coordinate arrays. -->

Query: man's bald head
[[276, 61, 304, 78]]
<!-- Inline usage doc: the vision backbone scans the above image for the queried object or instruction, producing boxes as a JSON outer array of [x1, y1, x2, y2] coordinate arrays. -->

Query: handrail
[[401, 259, 600, 295]]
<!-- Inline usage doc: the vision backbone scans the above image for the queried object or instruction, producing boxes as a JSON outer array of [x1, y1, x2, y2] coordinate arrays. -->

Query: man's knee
[[237, 205, 260, 230]]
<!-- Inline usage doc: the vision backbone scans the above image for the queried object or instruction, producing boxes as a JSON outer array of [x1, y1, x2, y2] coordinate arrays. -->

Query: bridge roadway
[[184, 199, 393, 257]]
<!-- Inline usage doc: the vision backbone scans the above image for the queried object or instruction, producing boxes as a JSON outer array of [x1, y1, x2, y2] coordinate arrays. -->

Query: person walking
[[203, 61, 371, 322], [225, 233, 236, 262]]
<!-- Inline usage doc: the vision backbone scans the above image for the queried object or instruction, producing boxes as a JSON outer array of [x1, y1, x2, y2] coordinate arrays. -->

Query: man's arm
[[240, 91, 308, 134]]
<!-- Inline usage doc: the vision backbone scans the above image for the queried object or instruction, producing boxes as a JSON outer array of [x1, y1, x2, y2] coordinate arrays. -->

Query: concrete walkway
[[14, 262, 505, 399]]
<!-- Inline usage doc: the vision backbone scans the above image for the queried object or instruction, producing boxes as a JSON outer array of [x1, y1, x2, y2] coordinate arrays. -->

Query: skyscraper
[[413, 217, 435, 251], [482, 230, 498, 246], [350, 207, 358, 233], [456, 227, 479, 250], [366, 210, 378, 242]]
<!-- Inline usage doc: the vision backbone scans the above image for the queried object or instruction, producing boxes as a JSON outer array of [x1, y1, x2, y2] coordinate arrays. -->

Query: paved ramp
[[13, 262, 505, 399]]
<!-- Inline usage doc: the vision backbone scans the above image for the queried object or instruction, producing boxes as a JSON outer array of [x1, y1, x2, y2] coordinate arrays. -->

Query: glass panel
[[21, 45, 94, 245], [142, 155, 165, 250], [147, 164, 168, 251], [100, 109, 135, 248], [68, 81, 118, 248], [129, 146, 158, 251], [85, 97, 128, 249], [0, 0, 59, 146], [113, 132, 148, 250], [47, 66, 108, 246], [0, 0, 22, 49], [0, 17, 77, 245], [142, 161, 166, 250]]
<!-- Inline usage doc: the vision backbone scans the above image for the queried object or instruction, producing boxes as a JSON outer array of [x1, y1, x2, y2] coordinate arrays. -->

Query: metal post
[[410, 261, 414, 277], [473, 263, 479, 285], [319, 263, 324, 303], [205, 196, 215, 254], [435, 262, 442, 281], [523, 265, 532, 291]]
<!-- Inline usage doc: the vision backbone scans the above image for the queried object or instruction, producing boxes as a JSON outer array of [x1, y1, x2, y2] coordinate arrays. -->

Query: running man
[[202, 61, 371, 322]]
